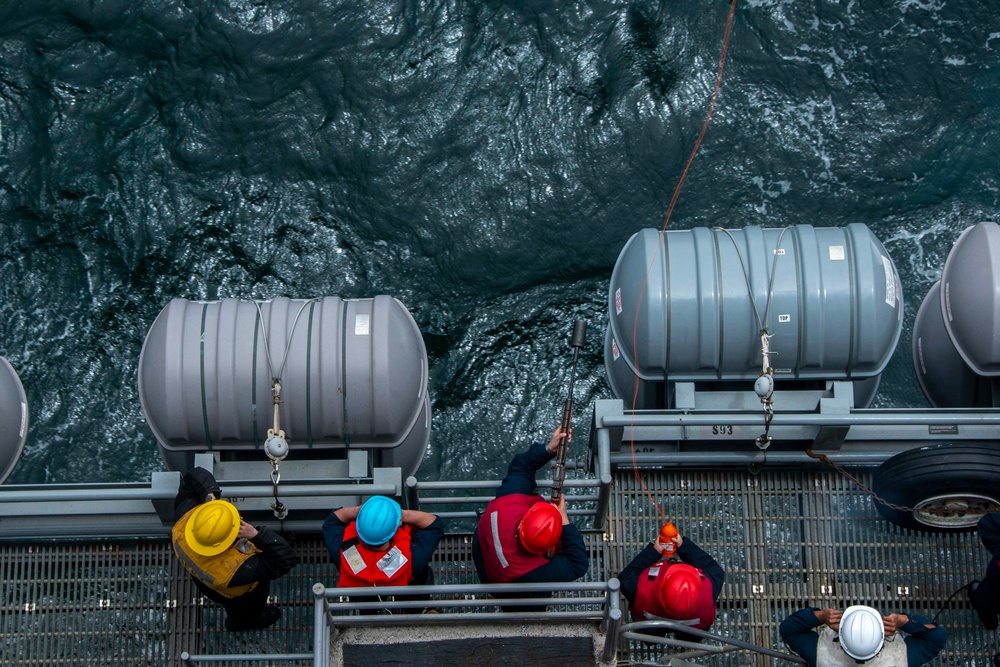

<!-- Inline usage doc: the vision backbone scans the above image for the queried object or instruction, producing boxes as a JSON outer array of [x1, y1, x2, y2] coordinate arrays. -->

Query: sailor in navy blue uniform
[[972, 512, 1000, 630], [780, 606, 946, 666]]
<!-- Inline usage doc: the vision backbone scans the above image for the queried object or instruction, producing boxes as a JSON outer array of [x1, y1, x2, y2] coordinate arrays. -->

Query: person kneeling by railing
[[323, 497, 443, 614]]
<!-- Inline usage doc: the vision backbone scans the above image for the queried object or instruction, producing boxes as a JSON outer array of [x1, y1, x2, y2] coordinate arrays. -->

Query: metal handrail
[[312, 578, 622, 667], [621, 619, 807, 664], [403, 442, 613, 529], [179, 652, 312, 666]]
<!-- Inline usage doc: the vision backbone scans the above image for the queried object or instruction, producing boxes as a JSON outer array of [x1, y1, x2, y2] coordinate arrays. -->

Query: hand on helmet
[[816, 608, 842, 630], [883, 613, 907, 637], [237, 520, 258, 540]]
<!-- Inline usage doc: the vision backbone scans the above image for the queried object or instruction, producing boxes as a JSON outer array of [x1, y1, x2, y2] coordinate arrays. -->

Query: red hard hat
[[658, 563, 703, 618], [517, 502, 563, 555]]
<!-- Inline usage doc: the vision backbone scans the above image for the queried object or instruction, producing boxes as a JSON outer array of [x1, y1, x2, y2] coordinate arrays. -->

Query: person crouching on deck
[[472, 427, 590, 611], [617, 525, 724, 641], [780, 605, 946, 666], [323, 496, 443, 612], [172, 467, 299, 631]]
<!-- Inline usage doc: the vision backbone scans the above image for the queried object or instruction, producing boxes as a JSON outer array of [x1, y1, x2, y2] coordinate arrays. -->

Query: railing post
[[178, 652, 196, 667], [405, 476, 420, 511], [313, 583, 329, 667], [594, 429, 612, 530], [601, 578, 622, 664]]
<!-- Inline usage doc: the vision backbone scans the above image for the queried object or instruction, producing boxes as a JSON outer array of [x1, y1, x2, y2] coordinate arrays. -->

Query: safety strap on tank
[[199, 303, 213, 450], [305, 301, 315, 449], [340, 307, 351, 450]]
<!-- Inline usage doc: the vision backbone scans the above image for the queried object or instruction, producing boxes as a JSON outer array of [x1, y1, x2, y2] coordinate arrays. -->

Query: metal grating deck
[[1, 468, 998, 666]]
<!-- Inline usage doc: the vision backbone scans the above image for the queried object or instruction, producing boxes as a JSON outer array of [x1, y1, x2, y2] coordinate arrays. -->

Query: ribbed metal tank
[[0, 356, 28, 484], [139, 296, 430, 477], [940, 221, 1000, 376], [605, 224, 903, 407], [912, 281, 995, 408]]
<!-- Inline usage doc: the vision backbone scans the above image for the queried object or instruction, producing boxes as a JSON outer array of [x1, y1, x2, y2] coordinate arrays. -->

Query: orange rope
[[629, 0, 739, 519]]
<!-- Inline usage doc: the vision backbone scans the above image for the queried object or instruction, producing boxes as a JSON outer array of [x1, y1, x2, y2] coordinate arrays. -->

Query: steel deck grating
[[606, 468, 1000, 666], [0, 468, 998, 665]]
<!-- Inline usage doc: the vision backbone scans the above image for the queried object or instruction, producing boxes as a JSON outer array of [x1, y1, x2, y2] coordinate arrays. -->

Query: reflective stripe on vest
[[630, 559, 717, 631], [816, 626, 907, 667], [336, 522, 414, 588], [172, 506, 260, 599], [477, 494, 551, 583]]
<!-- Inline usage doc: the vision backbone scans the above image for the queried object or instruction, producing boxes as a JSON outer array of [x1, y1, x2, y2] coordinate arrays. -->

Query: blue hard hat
[[356, 496, 402, 546]]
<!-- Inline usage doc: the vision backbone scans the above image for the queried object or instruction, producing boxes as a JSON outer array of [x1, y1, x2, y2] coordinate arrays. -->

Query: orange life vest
[[337, 522, 414, 587]]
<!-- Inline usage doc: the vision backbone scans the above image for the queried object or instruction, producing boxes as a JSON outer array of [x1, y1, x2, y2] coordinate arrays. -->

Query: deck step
[[333, 622, 612, 667]]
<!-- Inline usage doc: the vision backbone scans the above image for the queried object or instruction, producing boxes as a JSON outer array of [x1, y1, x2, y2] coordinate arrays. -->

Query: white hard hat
[[839, 605, 885, 660]]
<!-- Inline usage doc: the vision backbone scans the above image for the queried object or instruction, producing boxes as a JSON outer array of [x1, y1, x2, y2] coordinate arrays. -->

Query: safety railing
[[311, 578, 623, 667], [620, 619, 806, 664], [403, 439, 613, 530], [179, 652, 313, 666]]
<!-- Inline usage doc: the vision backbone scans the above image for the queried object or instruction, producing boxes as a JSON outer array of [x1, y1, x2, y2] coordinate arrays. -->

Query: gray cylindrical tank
[[605, 224, 903, 400], [139, 296, 430, 478], [912, 281, 994, 408], [940, 220, 1000, 376], [0, 356, 28, 484]]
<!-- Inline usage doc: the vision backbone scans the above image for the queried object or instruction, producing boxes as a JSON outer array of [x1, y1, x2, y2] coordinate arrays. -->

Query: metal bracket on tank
[[265, 380, 289, 520], [754, 331, 775, 450]]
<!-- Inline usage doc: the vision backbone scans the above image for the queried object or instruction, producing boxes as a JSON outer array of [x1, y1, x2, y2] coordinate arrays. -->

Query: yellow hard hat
[[186, 500, 241, 556]]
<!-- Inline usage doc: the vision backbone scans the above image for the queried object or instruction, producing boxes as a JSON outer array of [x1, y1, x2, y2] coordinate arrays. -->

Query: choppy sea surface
[[0, 0, 997, 485]]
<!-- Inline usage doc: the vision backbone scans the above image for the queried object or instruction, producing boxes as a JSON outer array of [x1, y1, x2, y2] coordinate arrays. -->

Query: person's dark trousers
[[193, 578, 273, 629], [973, 558, 1000, 627]]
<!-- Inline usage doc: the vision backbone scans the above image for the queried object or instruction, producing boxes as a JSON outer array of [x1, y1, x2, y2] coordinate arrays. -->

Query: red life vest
[[477, 494, 551, 583], [336, 522, 414, 588], [631, 559, 717, 631]]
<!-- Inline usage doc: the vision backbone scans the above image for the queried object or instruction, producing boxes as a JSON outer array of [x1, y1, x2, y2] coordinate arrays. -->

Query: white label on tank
[[615, 288, 622, 315], [773, 248, 785, 255], [354, 314, 371, 336], [829, 245, 845, 261], [778, 314, 790, 323], [612, 338, 620, 361], [882, 255, 896, 308], [20, 402, 26, 437]]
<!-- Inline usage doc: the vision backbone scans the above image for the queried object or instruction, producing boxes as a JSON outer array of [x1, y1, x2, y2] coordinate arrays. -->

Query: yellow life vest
[[172, 506, 261, 598]]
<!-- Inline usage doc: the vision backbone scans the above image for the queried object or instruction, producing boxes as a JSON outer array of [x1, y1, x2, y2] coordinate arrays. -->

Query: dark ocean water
[[0, 0, 998, 485]]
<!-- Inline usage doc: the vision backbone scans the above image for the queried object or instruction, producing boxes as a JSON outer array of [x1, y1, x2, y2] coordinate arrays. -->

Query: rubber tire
[[871, 442, 1000, 533]]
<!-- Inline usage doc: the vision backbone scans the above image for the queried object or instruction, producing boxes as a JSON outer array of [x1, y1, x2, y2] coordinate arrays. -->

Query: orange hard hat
[[658, 563, 703, 618], [517, 502, 563, 555]]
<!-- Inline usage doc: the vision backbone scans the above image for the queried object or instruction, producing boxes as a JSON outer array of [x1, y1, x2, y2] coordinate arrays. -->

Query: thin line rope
[[252, 297, 320, 382], [629, 0, 739, 520]]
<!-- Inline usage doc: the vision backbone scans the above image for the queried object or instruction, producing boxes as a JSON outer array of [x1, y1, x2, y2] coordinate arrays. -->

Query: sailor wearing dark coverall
[[323, 497, 443, 614], [971, 512, 1000, 630], [779, 606, 946, 666], [172, 467, 299, 631], [472, 427, 590, 611], [617, 526, 724, 640]]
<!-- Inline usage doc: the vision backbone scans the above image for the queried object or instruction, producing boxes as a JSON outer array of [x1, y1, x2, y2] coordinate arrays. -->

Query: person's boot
[[970, 581, 999, 630], [226, 605, 281, 632]]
